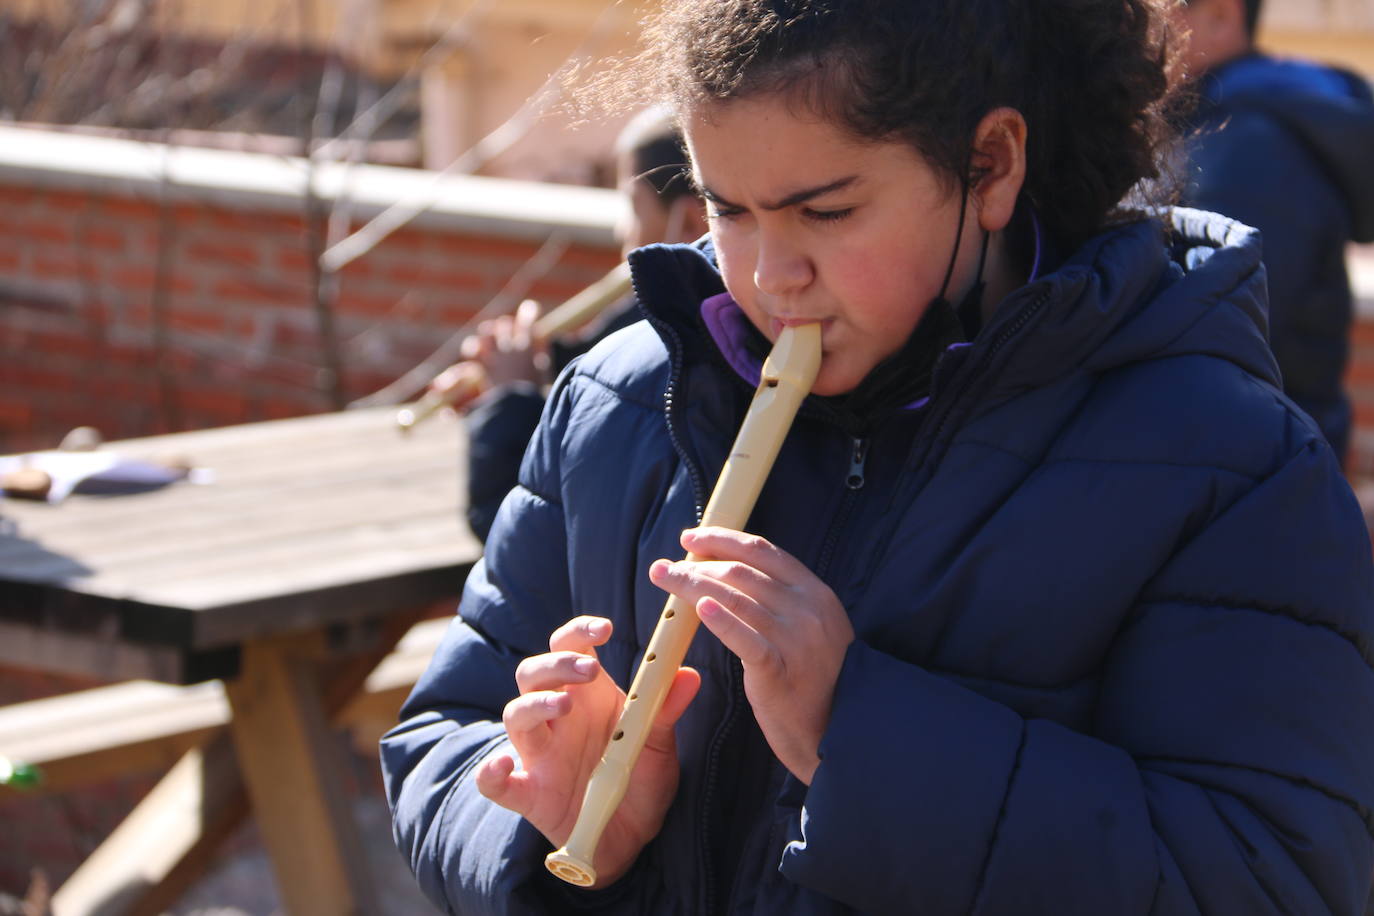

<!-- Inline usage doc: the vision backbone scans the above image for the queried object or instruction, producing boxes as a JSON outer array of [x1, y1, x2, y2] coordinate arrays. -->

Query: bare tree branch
[[296, 0, 348, 409], [150, 142, 185, 431]]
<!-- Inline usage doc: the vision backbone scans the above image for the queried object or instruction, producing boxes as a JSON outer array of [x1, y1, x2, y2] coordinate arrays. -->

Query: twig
[[297, 0, 348, 409], [150, 143, 184, 429]]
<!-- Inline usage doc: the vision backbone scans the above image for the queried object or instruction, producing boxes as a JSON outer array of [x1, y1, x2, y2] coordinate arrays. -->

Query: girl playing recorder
[[384, 1, 1374, 912]]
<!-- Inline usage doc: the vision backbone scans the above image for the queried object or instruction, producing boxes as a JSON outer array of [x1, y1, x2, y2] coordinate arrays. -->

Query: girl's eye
[[803, 207, 854, 224]]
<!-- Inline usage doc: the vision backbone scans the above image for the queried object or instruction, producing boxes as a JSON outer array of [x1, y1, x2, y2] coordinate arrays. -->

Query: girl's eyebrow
[[696, 175, 860, 212]]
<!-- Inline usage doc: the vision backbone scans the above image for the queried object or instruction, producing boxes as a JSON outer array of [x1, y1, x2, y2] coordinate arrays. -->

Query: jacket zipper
[[639, 300, 719, 911], [846, 437, 869, 490], [815, 435, 868, 579], [643, 315, 710, 520], [715, 437, 867, 915], [698, 655, 747, 914], [646, 299, 751, 913], [674, 423, 869, 911], [709, 432, 867, 914]]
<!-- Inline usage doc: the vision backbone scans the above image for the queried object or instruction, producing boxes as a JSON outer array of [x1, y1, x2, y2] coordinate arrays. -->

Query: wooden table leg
[[47, 602, 447, 916], [222, 632, 379, 916]]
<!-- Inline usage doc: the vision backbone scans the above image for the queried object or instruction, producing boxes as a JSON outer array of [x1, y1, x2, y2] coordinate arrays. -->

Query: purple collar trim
[[701, 292, 766, 386]]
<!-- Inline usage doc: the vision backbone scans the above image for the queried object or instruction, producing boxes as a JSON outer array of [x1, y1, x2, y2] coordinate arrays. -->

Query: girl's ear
[[969, 107, 1028, 233]]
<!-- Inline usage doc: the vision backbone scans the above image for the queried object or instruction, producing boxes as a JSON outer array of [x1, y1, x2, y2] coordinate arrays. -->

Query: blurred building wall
[[1263, 0, 1374, 80], [0, 125, 620, 453], [379, 0, 653, 182], [0, 0, 653, 184]]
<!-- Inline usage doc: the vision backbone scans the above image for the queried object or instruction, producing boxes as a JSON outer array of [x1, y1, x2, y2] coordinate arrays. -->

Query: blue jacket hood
[[1199, 54, 1374, 241]]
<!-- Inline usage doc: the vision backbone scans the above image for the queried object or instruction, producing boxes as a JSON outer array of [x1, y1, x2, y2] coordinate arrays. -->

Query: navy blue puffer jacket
[[383, 209, 1374, 915]]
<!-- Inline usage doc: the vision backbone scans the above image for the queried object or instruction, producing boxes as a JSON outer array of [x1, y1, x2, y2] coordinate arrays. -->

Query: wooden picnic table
[[0, 406, 481, 915]]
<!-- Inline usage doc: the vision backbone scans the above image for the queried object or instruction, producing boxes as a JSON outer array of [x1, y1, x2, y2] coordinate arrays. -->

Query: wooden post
[[223, 633, 379, 916]]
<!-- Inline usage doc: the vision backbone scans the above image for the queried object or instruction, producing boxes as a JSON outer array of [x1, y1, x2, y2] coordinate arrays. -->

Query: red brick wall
[[1346, 319, 1374, 473], [0, 182, 618, 453]]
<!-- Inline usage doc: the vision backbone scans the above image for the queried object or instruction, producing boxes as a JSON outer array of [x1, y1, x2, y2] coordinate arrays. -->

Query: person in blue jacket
[[442, 108, 706, 542], [382, 1, 1374, 913], [1173, 0, 1374, 465]]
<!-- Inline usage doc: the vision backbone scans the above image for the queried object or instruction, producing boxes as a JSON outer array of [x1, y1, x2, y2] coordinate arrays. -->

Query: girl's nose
[[753, 234, 814, 297]]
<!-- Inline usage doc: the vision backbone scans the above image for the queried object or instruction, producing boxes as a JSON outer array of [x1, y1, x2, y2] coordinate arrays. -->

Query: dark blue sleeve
[[464, 383, 548, 543], [779, 441, 1374, 914]]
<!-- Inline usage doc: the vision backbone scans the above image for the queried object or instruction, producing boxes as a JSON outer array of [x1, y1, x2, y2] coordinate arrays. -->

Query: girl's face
[[685, 94, 983, 396]]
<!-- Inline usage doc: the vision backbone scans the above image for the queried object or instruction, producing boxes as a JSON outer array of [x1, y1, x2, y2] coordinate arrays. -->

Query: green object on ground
[[0, 756, 42, 789]]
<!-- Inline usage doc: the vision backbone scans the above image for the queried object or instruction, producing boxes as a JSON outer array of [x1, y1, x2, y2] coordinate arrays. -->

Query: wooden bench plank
[[0, 616, 451, 796]]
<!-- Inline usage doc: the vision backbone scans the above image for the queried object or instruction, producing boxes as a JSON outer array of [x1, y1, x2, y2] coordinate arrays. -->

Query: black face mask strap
[[936, 178, 971, 303], [974, 226, 990, 288]]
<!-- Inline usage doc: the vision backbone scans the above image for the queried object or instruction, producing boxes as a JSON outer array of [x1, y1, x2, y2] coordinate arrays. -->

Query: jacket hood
[[626, 208, 1278, 410], [1019, 208, 1277, 386], [1203, 54, 1374, 241]]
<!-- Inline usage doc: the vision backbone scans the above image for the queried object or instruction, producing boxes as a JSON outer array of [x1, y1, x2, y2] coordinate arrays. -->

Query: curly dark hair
[[618, 0, 1182, 253]]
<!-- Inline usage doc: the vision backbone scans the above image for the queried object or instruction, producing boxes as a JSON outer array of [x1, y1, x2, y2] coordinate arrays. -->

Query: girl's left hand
[[648, 526, 854, 784]]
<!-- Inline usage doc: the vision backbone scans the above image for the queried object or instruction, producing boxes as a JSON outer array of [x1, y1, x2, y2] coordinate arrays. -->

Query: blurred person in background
[[437, 108, 706, 541], [1174, 0, 1374, 466]]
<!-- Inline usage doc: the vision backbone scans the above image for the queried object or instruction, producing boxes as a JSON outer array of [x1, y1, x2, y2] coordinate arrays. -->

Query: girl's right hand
[[475, 615, 701, 888]]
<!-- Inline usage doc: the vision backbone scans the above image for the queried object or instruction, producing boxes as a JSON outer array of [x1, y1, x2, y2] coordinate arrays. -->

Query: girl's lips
[[769, 316, 831, 337]]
